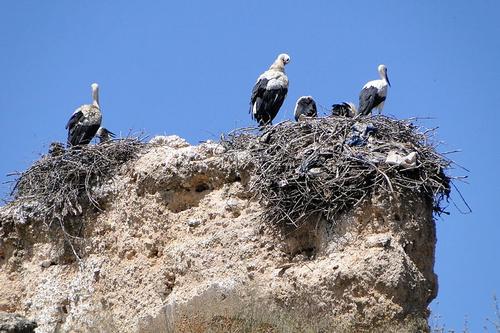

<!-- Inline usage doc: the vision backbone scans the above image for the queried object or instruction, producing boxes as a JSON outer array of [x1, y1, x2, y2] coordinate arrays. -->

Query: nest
[[222, 115, 452, 228], [9, 138, 148, 224]]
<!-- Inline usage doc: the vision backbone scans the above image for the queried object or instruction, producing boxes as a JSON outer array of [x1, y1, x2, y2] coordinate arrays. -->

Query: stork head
[[279, 53, 291, 65], [378, 64, 390, 87], [96, 127, 115, 141], [91, 83, 100, 107], [299, 96, 314, 105], [270, 53, 291, 71]]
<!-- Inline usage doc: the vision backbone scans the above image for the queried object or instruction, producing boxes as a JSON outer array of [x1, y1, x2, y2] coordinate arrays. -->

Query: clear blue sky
[[1, 1, 499, 330]]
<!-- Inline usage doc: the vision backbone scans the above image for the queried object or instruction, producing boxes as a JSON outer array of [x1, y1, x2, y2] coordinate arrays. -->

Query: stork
[[95, 127, 115, 143], [294, 96, 317, 121], [331, 102, 357, 118], [250, 53, 290, 126], [358, 64, 391, 116], [65, 83, 102, 146]]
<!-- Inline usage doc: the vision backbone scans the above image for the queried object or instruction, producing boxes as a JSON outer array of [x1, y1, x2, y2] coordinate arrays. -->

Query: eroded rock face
[[0, 136, 437, 333], [0, 312, 37, 333]]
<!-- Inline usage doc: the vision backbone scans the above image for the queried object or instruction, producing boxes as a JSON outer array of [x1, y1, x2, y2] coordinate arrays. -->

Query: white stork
[[358, 64, 391, 116], [250, 53, 290, 126], [95, 127, 115, 143], [65, 83, 102, 146], [331, 102, 357, 118], [294, 96, 317, 121]]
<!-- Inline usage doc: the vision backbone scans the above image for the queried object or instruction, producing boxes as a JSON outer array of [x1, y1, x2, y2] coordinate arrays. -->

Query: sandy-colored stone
[[0, 311, 37, 333], [0, 135, 436, 333]]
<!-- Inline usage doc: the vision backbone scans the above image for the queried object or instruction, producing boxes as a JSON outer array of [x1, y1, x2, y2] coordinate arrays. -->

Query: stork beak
[[385, 71, 391, 87]]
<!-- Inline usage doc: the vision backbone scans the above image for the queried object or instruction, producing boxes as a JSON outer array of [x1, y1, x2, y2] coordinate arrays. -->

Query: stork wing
[[358, 87, 378, 116], [254, 86, 287, 125], [65, 109, 84, 130], [68, 123, 100, 146], [66, 107, 101, 146], [250, 78, 269, 111]]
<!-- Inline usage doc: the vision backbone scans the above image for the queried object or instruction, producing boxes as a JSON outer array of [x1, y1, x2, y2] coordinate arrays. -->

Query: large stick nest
[[9, 138, 148, 224], [222, 115, 452, 228]]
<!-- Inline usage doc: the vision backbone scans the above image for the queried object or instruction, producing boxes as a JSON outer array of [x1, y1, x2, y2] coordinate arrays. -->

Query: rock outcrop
[[0, 312, 37, 333], [0, 135, 438, 332]]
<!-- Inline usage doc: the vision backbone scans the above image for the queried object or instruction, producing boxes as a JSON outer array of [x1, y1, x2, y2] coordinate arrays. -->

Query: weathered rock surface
[[0, 312, 37, 333], [0, 136, 437, 332]]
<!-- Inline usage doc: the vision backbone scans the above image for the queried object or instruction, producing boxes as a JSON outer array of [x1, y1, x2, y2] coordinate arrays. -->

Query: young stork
[[294, 96, 317, 121], [95, 127, 115, 143], [250, 53, 290, 126], [358, 64, 391, 116], [65, 83, 102, 146], [331, 102, 357, 118]]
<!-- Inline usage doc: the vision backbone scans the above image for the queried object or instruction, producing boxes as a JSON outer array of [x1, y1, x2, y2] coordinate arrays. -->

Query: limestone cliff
[[0, 121, 446, 332]]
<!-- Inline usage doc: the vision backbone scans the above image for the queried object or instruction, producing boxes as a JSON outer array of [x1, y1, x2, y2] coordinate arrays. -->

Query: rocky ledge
[[0, 132, 440, 332]]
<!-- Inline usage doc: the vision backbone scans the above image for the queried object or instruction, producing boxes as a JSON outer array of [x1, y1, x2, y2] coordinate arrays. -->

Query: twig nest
[[221, 115, 451, 228]]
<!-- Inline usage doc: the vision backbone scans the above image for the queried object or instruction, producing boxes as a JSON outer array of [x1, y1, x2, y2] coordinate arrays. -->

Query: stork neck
[[378, 71, 387, 83], [92, 89, 100, 108], [269, 62, 285, 72]]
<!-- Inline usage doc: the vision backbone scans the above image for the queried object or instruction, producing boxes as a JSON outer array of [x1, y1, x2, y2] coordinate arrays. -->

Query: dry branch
[[9, 138, 148, 225], [222, 115, 453, 228]]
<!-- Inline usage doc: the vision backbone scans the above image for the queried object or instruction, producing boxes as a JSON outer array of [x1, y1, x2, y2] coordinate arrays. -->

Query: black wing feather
[[66, 110, 100, 146], [68, 124, 100, 146], [359, 87, 386, 116], [253, 87, 287, 126], [358, 87, 377, 116], [250, 78, 269, 116], [65, 110, 84, 130]]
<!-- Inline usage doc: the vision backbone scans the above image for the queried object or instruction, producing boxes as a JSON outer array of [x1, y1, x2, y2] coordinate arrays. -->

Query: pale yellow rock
[[0, 138, 436, 333]]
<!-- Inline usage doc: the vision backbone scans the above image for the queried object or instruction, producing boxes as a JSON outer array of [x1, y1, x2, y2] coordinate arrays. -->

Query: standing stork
[[250, 53, 290, 126], [294, 96, 317, 121], [65, 83, 102, 146], [358, 64, 391, 116]]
